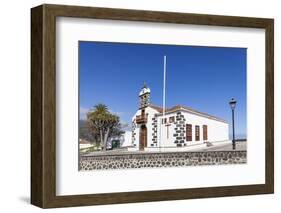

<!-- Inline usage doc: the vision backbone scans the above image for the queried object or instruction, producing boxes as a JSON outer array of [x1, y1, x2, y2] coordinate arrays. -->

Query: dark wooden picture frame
[[31, 4, 274, 208]]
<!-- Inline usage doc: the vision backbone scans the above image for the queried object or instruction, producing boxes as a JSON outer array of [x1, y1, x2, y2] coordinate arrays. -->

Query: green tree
[[87, 104, 122, 151]]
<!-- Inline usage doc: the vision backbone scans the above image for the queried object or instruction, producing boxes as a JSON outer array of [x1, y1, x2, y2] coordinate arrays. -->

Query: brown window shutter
[[186, 124, 192, 141], [195, 125, 200, 141], [203, 125, 208, 140]]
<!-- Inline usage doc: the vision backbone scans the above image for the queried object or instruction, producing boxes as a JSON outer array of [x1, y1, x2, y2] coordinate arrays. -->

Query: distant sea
[[229, 133, 247, 140]]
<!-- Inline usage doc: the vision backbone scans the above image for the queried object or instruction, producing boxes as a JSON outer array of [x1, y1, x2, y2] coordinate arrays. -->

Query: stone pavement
[[192, 141, 247, 152]]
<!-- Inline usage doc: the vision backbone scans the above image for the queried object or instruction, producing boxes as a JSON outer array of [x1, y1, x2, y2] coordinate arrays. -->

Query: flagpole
[[161, 55, 167, 152], [163, 55, 166, 117]]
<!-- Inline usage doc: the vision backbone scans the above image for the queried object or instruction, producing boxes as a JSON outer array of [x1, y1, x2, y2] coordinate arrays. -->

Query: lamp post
[[229, 98, 237, 150]]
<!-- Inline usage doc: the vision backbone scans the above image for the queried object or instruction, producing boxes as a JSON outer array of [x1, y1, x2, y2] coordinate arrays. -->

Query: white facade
[[131, 106, 159, 150], [128, 84, 230, 151], [120, 131, 133, 147]]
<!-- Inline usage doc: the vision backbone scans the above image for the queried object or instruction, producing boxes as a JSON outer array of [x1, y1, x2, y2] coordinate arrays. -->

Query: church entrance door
[[139, 125, 147, 151]]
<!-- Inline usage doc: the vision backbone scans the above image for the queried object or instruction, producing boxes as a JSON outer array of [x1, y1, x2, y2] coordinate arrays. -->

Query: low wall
[[80, 151, 247, 171]]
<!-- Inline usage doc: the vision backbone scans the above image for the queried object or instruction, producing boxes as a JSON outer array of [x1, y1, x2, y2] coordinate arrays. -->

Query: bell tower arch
[[139, 82, 150, 109]]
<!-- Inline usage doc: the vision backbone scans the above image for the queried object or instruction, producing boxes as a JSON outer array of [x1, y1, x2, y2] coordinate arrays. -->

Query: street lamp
[[229, 98, 237, 150]]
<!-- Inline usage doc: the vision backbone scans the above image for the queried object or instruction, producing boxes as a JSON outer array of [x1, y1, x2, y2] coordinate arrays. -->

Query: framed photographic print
[[31, 4, 274, 208]]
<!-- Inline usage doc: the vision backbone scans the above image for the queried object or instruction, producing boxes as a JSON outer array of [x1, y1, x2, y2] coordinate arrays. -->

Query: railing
[[136, 114, 148, 124]]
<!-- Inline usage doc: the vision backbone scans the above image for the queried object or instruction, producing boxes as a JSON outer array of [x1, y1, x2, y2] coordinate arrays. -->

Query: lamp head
[[229, 98, 237, 110]]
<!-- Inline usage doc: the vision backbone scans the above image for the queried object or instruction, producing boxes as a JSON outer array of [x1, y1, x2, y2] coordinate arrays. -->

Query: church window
[[169, 116, 175, 123], [186, 124, 192, 141], [203, 125, 208, 140], [195, 125, 200, 141]]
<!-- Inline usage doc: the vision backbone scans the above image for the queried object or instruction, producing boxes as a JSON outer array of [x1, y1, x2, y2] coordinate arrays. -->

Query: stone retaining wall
[[80, 151, 246, 171]]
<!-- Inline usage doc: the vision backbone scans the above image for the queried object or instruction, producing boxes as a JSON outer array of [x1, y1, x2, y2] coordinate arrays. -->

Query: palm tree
[[93, 104, 108, 113]]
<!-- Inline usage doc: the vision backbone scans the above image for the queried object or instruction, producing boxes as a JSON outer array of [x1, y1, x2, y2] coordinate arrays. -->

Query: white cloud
[[109, 110, 124, 116], [79, 107, 89, 120]]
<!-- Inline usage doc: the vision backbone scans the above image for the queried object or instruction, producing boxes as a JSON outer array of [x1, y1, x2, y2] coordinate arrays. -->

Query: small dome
[[139, 87, 150, 96], [139, 82, 150, 96]]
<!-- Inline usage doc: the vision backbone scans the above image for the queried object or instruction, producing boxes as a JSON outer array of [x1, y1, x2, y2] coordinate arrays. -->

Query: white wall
[[132, 106, 159, 148], [121, 131, 132, 147], [0, 0, 279, 212], [157, 111, 229, 148], [157, 112, 178, 147], [182, 111, 229, 143]]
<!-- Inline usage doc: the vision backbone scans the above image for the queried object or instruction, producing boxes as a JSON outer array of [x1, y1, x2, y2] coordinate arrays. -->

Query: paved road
[[192, 141, 247, 152], [81, 141, 247, 156]]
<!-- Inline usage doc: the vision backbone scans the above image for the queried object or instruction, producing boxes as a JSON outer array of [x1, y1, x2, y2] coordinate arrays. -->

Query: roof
[[149, 104, 228, 123]]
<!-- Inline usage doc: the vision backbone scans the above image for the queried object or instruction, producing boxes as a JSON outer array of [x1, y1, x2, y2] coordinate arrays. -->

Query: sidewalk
[[192, 141, 247, 152]]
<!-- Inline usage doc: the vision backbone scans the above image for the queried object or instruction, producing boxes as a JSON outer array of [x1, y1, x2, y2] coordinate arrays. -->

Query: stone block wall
[[174, 112, 186, 146], [131, 120, 136, 146], [80, 151, 247, 171], [151, 116, 158, 147]]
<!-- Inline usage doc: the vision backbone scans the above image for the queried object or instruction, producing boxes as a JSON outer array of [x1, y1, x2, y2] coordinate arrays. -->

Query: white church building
[[126, 84, 230, 152]]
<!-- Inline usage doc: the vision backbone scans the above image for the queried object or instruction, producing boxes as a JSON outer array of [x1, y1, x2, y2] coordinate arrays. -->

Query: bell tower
[[139, 82, 150, 109]]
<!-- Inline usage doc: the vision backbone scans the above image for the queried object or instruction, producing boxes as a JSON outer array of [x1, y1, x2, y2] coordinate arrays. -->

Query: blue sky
[[79, 41, 247, 138]]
